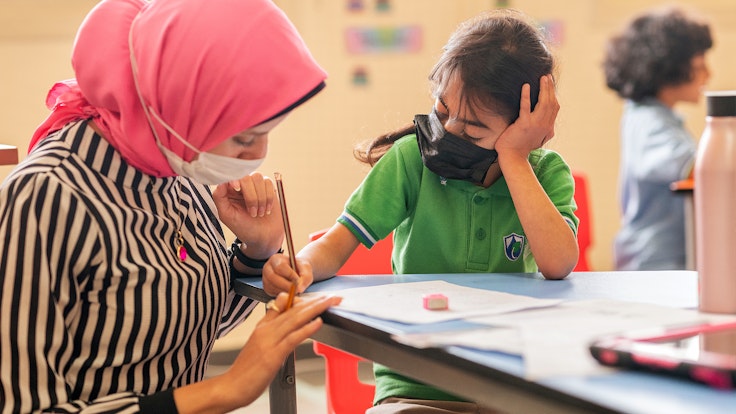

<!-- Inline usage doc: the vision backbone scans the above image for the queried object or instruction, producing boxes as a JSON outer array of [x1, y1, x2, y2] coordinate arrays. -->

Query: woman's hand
[[495, 74, 559, 162], [173, 293, 342, 413], [262, 254, 314, 297], [223, 293, 341, 407], [212, 172, 284, 258]]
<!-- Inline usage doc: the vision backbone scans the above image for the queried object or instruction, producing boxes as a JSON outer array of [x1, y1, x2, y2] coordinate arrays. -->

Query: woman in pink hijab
[[0, 0, 340, 412]]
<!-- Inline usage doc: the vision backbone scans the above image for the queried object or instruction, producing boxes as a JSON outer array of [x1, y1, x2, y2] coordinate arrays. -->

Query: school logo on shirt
[[503, 233, 525, 261]]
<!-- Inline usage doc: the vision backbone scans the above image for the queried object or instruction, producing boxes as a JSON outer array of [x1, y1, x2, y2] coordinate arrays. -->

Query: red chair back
[[308, 229, 393, 276], [572, 171, 593, 271]]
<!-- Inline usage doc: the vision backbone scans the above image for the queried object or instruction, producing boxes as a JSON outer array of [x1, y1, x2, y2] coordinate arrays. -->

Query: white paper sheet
[[395, 299, 736, 379], [315, 280, 562, 324], [483, 299, 711, 379]]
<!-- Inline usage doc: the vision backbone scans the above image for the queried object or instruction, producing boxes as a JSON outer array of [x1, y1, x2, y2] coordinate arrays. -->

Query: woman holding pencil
[[0, 0, 340, 413]]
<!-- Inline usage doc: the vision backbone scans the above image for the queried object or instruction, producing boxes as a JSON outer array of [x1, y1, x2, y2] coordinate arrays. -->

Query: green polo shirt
[[337, 134, 578, 403]]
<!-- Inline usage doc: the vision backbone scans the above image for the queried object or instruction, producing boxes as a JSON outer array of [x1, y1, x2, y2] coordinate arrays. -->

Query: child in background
[[264, 8, 578, 413], [604, 7, 712, 271]]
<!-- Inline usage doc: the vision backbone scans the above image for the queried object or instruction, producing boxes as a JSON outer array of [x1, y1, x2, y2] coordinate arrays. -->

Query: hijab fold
[[30, 0, 327, 177]]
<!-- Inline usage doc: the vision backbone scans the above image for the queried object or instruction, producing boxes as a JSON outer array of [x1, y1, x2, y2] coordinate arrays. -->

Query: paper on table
[[315, 280, 562, 324], [472, 299, 723, 379], [392, 299, 736, 379]]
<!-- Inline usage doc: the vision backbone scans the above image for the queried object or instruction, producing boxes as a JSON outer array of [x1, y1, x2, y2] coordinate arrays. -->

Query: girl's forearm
[[501, 155, 578, 278], [298, 223, 361, 281]]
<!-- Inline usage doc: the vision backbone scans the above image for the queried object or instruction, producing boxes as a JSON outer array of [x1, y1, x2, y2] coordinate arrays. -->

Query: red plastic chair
[[572, 171, 593, 271], [309, 229, 392, 414]]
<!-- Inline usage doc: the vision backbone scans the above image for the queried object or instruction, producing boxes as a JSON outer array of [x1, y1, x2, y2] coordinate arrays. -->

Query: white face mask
[[157, 142, 264, 185]]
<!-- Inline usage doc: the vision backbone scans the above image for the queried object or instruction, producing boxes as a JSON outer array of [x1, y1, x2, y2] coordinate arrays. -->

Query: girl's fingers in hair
[[519, 83, 532, 115], [535, 76, 559, 126], [543, 76, 560, 112]]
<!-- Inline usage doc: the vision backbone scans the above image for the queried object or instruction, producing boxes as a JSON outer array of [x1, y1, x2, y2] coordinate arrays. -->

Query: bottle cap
[[706, 91, 736, 117]]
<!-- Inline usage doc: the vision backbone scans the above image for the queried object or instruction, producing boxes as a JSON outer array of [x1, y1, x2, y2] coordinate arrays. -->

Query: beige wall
[[2, 0, 735, 271]]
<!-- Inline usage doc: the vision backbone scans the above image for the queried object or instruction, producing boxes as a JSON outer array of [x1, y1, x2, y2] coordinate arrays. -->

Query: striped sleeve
[[0, 171, 138, 413]]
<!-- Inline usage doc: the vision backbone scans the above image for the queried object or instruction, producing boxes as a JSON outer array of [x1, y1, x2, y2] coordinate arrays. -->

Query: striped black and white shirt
[[0, 121, 256, 413]]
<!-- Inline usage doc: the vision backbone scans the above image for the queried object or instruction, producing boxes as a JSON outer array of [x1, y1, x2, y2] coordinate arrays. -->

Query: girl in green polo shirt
[[264, 8, 579, 414]]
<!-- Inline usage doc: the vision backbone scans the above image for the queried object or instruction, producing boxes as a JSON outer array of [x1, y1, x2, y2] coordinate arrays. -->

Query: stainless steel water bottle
[[695, 91, 736, 313]]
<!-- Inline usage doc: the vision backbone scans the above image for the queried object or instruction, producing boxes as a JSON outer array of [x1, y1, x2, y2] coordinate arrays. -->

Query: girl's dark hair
[[356, 9, 555, 166], [603, 7, 712, 102]]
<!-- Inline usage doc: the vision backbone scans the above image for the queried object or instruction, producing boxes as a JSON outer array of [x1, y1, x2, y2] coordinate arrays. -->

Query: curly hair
[[603, 7, 712, 102], [355, 8, 555, 166]]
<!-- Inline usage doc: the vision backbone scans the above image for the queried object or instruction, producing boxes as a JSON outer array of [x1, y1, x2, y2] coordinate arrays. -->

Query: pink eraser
[[423, 293, 448, 310]]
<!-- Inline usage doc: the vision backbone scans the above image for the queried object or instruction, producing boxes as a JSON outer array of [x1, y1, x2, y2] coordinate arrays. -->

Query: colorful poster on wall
[[345, 25, 422, 54]]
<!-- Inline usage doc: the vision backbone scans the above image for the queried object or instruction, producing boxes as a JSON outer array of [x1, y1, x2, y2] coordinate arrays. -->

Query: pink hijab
[[29, 0, 327, 177]]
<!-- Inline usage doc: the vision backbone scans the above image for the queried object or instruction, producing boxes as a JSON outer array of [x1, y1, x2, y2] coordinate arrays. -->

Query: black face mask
[[414, 112, 498, 184]]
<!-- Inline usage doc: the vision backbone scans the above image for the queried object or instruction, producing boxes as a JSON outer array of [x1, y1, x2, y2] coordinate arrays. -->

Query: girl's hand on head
[[213, 172, 284, 257], [262, 254, 314, 297], [495, 74, 559, 160]]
